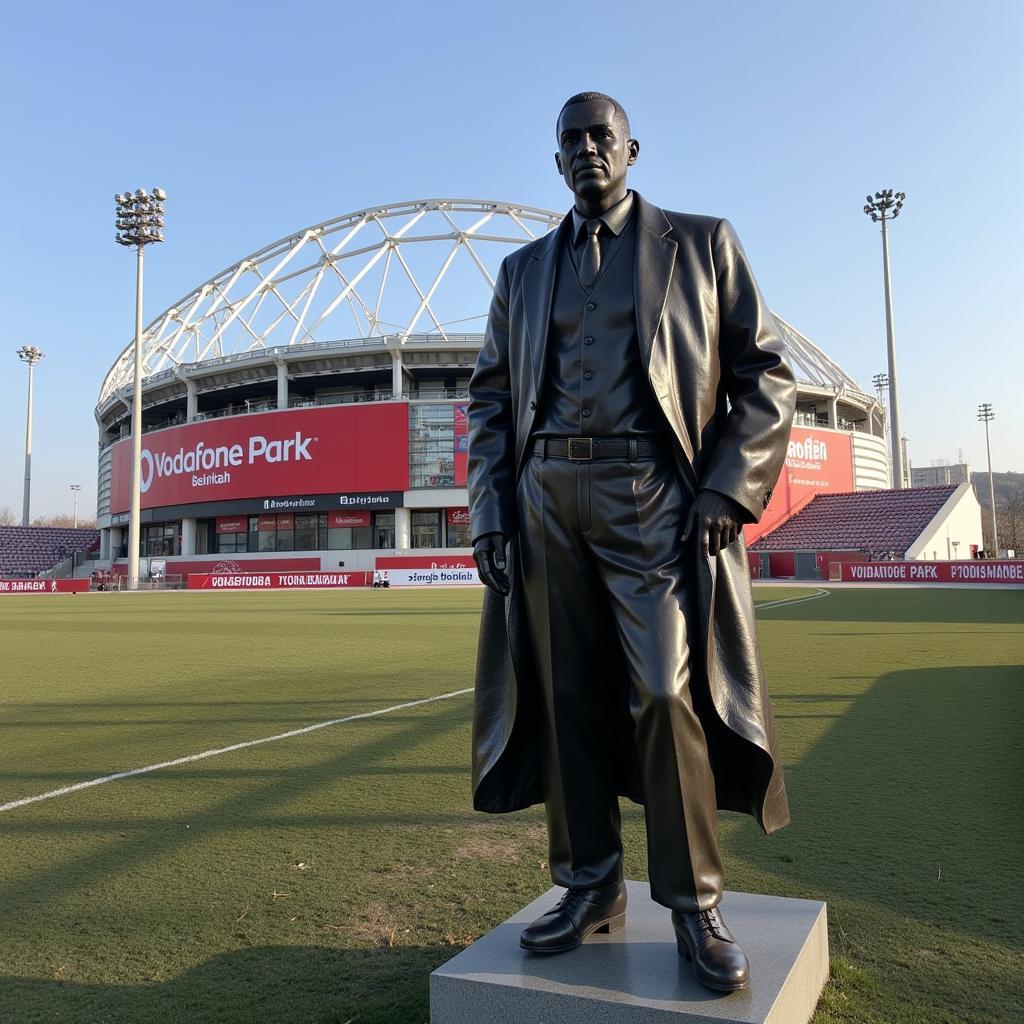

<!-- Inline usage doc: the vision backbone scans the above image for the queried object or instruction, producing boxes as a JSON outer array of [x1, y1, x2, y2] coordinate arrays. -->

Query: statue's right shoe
[[672, 906, 750, 992], [519, 880, 627, 953]]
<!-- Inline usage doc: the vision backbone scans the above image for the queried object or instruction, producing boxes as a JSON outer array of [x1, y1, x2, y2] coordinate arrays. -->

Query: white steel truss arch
[[97, 198, 869, 406], [98, 199, 564, 405]]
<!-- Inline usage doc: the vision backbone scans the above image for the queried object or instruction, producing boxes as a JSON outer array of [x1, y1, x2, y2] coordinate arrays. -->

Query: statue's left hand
[[682, 490, 745, 557]]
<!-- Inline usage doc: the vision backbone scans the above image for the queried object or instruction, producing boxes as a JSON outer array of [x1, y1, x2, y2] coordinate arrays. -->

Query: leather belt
[[532, 436, 666, 462]]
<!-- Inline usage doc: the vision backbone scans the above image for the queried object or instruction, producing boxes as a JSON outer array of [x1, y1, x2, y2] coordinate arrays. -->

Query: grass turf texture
[[0, 586, 1019, 1023]]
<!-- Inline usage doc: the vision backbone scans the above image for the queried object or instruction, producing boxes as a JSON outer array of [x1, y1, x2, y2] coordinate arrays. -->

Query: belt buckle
[[567, 437, 593, 461]]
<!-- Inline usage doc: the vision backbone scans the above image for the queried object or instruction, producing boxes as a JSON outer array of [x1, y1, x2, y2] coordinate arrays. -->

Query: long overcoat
[[466, 193, 797, 834]]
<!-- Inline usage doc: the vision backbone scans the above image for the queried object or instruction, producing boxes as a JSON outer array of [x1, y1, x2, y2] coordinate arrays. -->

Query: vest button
[[583, 371, 593, 380], [529, 401, 537, 410], [586, 302, 596, 311], [582, 408, 592, 418], [584, 336, 594, 345]]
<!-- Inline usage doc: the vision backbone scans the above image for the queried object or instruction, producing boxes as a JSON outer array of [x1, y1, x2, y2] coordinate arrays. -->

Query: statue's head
[[555, 92, 639, 206]]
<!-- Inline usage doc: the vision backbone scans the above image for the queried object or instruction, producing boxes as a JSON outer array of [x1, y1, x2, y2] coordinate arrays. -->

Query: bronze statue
[[467, 91, 796, 993]]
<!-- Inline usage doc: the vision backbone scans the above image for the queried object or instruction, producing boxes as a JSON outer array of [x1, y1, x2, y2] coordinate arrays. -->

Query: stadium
[[90, 197, 895, 584]]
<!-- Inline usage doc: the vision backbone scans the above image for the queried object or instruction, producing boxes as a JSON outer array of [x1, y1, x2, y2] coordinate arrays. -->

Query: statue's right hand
[[473, 532, 511, 596]]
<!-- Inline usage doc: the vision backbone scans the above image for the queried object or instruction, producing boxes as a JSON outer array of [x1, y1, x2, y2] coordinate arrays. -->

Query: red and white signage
[[0, 579, 90, 594], [328, 511, 371, 528], [216, 517, 248, 534], [188, 571, 368, 590], [110, 557, 321, 577], [376, 555, 476, 569], [446, 507, 471, 526], [746, 426, 855, 544], [838, 560, 1024, 584], [110, 403, 409, 513]]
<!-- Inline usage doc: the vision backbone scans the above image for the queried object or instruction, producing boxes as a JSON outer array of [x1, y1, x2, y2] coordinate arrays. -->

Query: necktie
[[578, 219, 602, 289]]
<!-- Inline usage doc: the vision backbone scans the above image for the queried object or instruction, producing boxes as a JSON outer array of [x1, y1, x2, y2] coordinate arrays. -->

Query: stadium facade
[[94, 199, 890, 579]]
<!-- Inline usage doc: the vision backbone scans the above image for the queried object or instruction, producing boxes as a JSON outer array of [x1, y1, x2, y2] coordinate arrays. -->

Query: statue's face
[[555, 99, 638, 205]]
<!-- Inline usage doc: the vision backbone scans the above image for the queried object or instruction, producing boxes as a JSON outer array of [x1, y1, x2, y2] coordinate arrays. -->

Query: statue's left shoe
[[672, 907, 750, 992]]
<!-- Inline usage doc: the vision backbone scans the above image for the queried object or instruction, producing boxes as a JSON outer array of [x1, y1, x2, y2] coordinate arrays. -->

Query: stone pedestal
[[430, 881, 828, 1023]]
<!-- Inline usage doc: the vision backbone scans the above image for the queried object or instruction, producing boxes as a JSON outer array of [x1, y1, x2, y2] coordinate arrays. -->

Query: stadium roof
[[98, 198, 869, 405]]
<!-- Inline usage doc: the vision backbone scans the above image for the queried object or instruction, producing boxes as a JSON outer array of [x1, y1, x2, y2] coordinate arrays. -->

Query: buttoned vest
[[532, 220, 667, 438]]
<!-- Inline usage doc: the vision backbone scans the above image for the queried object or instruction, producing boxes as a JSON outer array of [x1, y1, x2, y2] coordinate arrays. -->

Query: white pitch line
[[755, 588, 830, 611], [0, 687, 474, 815]]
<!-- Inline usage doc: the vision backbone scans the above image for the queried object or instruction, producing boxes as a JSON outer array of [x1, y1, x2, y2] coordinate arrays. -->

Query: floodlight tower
[[114, 187, 166, 590], [863, 189, 907, 487], [70, 484, 82, 529], [978, 403, 997, 554], [17, 345, 44, 526]]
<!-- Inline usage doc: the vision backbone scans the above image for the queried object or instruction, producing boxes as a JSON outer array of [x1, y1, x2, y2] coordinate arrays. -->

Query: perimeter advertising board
[[745, 426, 855, 544], [110, 403, 409, 514], [188, 572, 367, 590], [0, 579, 90, 594], [374, 554, 479, 586], [839, 560, 1023, 584]]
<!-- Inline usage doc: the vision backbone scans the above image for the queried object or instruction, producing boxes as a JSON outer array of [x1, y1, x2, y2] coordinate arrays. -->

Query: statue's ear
[[627, 139, 640, 166], [554, 152, 564, 175]]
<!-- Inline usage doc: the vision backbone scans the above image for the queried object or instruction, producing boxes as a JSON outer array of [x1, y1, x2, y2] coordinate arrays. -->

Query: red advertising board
[[745, 426, 855, 544], [454, 404, 468, 487], [375, 555, 476, 569], [111, 557, 321, 577], [188, 571, 368, 590], [0, 579, 90, 594], [216, 516, 248, 534], [838, 560, 1024, 584], [446, 507, 470, 525], [328, 511, 371, 528], [110, 403, 409, 513]]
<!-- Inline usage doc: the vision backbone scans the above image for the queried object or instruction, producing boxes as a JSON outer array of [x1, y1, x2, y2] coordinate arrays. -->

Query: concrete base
[[430, 881, 828, 1023]]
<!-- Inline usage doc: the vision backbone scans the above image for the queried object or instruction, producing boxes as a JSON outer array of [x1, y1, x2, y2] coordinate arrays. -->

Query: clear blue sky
[[1, 0, 1020, 518]]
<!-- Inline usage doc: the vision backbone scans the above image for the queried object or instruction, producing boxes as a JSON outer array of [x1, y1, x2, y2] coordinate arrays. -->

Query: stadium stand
[[750, 485, 959, 559], [0, 527, 100, 578]]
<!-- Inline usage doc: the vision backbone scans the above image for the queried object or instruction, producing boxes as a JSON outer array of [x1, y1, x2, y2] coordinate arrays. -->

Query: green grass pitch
[[0, 586, 1021, 1023]]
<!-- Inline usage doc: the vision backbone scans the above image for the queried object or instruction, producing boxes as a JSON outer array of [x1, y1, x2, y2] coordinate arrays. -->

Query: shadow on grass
[[0, 702, 472, 920], [0, 944, 443, 1024], [725, 665, 1024, 948], [759, 588, 1024, 625]]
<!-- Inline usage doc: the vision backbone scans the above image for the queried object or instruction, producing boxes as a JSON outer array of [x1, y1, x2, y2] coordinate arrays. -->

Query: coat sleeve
[[467, 257, 517, 544], [700, 219, 796, 523]]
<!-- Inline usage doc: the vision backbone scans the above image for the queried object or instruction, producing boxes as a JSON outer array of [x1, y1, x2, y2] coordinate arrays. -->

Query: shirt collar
[[571, 190, 635, 244]]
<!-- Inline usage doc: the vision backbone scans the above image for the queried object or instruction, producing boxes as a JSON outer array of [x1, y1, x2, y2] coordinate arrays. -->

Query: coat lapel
[[522, 215, 569, 394], [633, 193, 677, 381]]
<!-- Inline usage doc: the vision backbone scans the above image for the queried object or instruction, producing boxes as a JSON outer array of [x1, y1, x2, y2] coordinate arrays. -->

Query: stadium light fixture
[[70, 484, 82, 530], [978, 403, 998, 555], [863, 188, 907, 488], [114, 187, 167, 590], [16, 345, 44, 527]]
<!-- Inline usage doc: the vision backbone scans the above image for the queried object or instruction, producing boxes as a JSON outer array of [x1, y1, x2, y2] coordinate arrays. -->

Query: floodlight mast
[[70, 484, 82, 530], [17, 345, 44, 527], [863, 189, 906, 488], [978, 403, 997, 554], [115, 188, 166, 590]]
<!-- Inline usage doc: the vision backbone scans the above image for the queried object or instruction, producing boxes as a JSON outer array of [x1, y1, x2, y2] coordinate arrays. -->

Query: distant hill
[[971, 471, 1023, 509], [971, 471, 1024, 554]]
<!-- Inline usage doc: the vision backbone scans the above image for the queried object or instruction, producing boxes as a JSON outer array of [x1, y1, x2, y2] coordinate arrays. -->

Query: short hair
[[558, 91, 631, 136]]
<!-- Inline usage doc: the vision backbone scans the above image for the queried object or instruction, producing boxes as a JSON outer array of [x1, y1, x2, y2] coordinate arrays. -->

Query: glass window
[[276, 529, 294, 551], [411, 510, 441, 549], [294, 514, 317, 551], [328, 527, 353, 550], [258, 530, 276, 552], [143, 523, 179, 557], [409, 403, 456, 488], [375, 512, 395, 549], [217, 533, 246, 553], [446, 521, 472, 547]]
